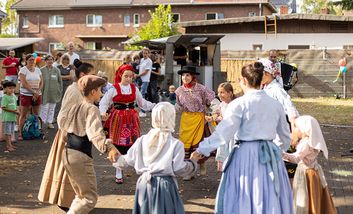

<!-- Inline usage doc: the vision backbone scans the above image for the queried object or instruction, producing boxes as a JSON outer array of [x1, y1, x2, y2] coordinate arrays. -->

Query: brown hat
[[78, 75, 106, 96]]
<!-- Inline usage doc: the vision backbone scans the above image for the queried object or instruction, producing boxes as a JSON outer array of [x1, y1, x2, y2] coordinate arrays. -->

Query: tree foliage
[[333, 0, 353, 10], [300, 0, 342, 15], [2, 0, 17, 35], [125, 4, 179, 50]]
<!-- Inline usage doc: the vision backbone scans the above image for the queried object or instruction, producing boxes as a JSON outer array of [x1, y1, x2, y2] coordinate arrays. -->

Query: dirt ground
[[0, 116, 353, 214]]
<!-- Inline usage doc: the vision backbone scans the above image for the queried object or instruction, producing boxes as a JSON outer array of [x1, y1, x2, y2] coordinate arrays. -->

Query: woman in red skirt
[[99, 64, 155, 184]]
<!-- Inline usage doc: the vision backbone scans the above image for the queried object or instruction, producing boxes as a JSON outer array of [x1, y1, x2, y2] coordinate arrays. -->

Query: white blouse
[[114, 135, 196, 178], [99, 84, 155, 114], [197, 89, 291, 157], [264, 80, 299, 119], [283, 138, 320, 167]]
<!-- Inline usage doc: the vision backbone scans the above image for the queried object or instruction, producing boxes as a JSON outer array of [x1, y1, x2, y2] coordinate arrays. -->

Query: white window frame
[[205, 12, 224, 20], [133, 13, 140, 27], [85, 42, 96, 50], [124, 15, 131, 27], [49, 42, 65, 53], [86, 14, 103, 27], [22, 16, 29, 28], [169, 13, 181, 23], [48, 15, 64, 28]]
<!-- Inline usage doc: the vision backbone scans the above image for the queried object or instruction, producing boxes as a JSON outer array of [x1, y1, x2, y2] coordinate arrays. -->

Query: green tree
[[125, 4, 179, 50], [301, 0, 342, 15], [333, 0, 353, 10], [2, 0, 17, 35]]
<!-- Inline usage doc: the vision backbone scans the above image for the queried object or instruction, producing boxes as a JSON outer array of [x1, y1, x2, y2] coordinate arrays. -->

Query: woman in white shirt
[[18, 54, 43, 140]]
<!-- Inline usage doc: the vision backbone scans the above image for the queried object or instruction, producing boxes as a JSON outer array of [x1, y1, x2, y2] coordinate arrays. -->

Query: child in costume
[[283, 115, 336, 214], [260, 58, 299, 151], [205, 82, 235, 171], [194, 62, 294, 214], [175, 66, 215, 179], [38, 60, 95, 211], [113, 102, 198, 214], [99, 64, 155, 184], [60, 75, 120, 214]]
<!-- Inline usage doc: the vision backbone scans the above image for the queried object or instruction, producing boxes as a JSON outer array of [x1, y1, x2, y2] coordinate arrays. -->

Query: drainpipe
[[259, 3, 262, 16]]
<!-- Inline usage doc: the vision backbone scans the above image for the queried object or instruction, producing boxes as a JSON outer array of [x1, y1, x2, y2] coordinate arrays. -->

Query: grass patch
[[292, 97, 353, 125]]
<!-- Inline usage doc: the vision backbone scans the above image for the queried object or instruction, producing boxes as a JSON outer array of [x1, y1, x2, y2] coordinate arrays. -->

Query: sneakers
[[47, 123, 55, 129], [139, 112, 147, 118], [14, 125, 19, 132]]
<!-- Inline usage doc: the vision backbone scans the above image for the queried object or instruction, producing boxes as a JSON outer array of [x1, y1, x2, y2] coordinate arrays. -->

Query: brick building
[[12, 0, 276, 52]]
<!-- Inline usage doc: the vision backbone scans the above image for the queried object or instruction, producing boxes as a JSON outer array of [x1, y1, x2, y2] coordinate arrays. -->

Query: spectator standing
[[2, 50, 19, 83], [40, 55, 63, 129], [147, 54, 161, 103], [18, 54, 43, 141], [53, 52, 63, 68], [66, 42, 80, 65], [1, 81, 18, 152], [137, 48, 152, 117], [268, 49, 283, 87], [19, 52, 27, 69]]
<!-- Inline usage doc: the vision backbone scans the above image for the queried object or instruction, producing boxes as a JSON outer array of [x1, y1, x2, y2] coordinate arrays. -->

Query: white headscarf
[[295, 115, 328, 159], [258, 58, 276, 75], [142, 102, 176, 165]]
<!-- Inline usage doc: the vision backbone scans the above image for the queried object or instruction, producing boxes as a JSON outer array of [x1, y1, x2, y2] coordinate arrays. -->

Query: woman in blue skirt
[[193, 62, 294, 214]]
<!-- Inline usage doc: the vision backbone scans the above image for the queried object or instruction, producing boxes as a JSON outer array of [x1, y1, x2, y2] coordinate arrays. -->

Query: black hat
[[177, 66, 200, 75], [2, 80, 16, 88]]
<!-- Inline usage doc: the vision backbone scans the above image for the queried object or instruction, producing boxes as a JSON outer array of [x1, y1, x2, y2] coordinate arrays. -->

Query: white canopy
[[0, 38, 45, 50]]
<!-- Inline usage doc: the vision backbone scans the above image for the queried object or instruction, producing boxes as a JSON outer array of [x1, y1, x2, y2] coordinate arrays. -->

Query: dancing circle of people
[[2, 45, 337, 213]]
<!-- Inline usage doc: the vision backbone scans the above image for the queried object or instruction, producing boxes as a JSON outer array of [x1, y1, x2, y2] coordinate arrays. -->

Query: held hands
[[190, 151, 203, 162], [101, 113, 110, 121], [108, 147, 121, 163]]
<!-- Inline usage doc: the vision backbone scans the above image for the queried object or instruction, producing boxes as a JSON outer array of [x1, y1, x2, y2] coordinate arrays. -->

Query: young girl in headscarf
[[99, 64, 155, 184], [113, 102, 198, 214], [283, 115, 336, 214], [175, 66, 215, 179]]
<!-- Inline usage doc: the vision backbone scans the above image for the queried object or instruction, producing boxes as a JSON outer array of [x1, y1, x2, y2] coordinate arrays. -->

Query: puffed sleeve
[[99, 88, 116, 114], [197, 100, 242, 157], [173, 141, 197, 177], [86, 106, 114, 154], [274, 88, 299, 119], [135, 86, 155, 111]]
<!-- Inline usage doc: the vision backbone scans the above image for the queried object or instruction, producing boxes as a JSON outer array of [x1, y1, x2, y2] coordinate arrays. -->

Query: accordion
[[279, 63, 298, 91]]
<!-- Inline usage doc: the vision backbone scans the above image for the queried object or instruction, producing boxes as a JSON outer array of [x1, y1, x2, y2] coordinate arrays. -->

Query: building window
[[252, 44, 263, 51], [133, 14, 140, 27], [124, 15, 130, 27], [288, 45, 310, 49], [22, 16, 29, 28], [49, 15, 64, 28], [86, 14, 102, 27], [84, 42, 102, 50], [248, 12, 257, 17], [343, 45, 353, 50], [205, 13, 224, 20], [49, 43, 65, 53], [170, 13, 180, 23]]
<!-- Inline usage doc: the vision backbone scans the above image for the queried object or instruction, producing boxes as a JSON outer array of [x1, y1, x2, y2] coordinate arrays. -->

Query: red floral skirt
[[105, 108, 140, 149]]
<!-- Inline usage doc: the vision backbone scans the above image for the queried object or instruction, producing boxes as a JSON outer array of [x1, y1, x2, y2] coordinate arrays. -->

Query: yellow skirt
[[179, 112, 205, 157]]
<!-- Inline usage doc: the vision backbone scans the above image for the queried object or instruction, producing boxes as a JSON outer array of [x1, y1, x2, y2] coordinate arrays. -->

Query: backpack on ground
[[22, 114, 44, 140]]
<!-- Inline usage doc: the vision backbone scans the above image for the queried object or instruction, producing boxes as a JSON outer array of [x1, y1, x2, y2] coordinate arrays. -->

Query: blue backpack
[[22, 114, 44, 140]]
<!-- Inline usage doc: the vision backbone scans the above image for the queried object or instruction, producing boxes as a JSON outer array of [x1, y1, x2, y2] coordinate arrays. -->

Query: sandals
[[115, 178, 124, 184]]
